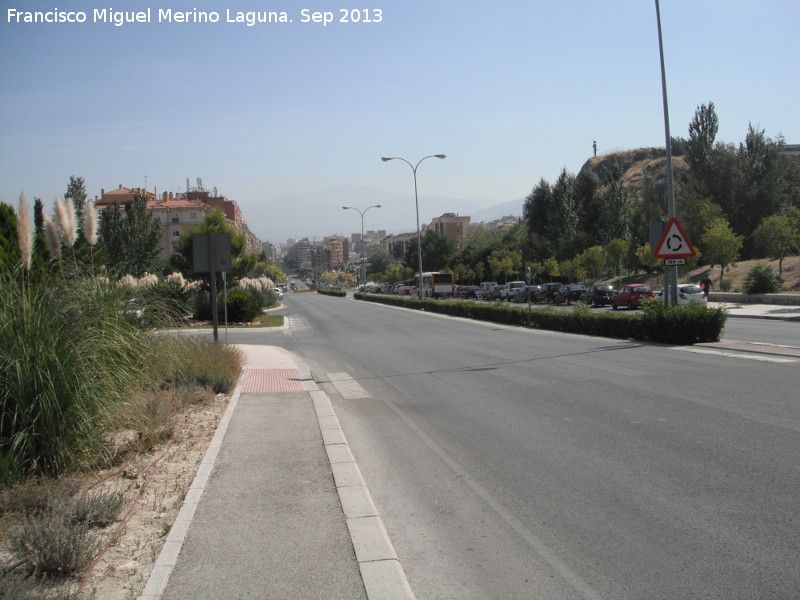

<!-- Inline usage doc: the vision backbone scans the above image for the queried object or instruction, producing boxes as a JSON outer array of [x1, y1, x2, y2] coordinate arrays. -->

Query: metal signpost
[[652, 217, 696, 305], [192, 233, 232, 341]]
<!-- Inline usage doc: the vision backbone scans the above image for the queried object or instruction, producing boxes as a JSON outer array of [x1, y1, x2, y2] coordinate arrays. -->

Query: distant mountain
[[469, 198, 525, 223], [243, 184, 517, 243]]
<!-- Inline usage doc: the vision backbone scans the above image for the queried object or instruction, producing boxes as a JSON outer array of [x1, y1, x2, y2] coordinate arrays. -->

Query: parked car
[[579, 284, 615, 307], [553, 284, 586, 304], [460, 285, 480, 299], [535, 282, 563, 303], [611, 284, 655, 310], [656, 283, 707, 305], [486, 284, 505, 301], [475, 281, 498, 300], [512, 284, 540, 303], [500, 281, 527, 301]]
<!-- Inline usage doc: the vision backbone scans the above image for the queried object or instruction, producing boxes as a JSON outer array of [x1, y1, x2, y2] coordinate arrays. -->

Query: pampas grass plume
[[43, 213, 62, 259], [83, 201, 99, 246], [16, 192, 33, 270]]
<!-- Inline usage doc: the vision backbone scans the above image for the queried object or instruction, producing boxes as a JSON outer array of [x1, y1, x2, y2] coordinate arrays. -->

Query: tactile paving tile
[[242, 369, 306, 393]]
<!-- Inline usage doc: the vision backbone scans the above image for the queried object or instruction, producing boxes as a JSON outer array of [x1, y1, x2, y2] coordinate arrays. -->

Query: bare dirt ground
[[74, 392, 230, 600], [690, 256, 800, 292], [612, 256, 800, 293]]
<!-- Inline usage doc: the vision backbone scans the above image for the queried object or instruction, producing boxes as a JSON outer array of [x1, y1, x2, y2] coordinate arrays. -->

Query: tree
[[598, 160, 631, 244], [0, 203, 20, 270], [700, 218, 743, 286], [526, 261, 544, 284], [574, 169, 602, 246], [99, 194, 163, 276], [367, 249, 392, 278], [605, 238, 629, 289], [635, 243, 661, 287], [542, 257, 560, 280], [685, 102, 719, 177], [560, 258, 586, 283], [64, 176, 87, 238], [488, 249, 521, 282], [524, 178, 553, 238], [753, 214, 797, 275], [577, 246, 605, 282], [402, 230, 455, 273], [171, 208, 247, 280], [549, 169, 579, 258]]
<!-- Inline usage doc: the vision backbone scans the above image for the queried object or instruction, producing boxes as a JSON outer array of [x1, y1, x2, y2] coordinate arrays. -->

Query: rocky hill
[[578, 147, 691, 201]]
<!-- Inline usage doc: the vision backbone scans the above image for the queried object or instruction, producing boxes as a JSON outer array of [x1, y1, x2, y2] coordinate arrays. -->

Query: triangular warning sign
[[653, 217, 696, 259]]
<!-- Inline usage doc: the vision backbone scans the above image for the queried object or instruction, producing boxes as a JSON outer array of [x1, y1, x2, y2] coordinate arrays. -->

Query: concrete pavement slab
[[141, 344, 414, 600]]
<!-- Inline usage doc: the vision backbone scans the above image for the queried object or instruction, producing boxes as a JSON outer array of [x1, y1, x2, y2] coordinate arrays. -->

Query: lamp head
[[434, 154, 446, 159], [381, 157, 392, 162]]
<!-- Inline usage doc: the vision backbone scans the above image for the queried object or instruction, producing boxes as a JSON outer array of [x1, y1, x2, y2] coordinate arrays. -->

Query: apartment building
[[96, 185, 261, 259]]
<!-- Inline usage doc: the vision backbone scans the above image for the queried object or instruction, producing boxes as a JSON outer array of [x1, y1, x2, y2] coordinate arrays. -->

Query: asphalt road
[[232, 292, 799, 599]]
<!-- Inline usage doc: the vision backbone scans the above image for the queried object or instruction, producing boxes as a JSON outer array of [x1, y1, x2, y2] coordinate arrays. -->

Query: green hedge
[[317, 288, 347, 297], [353, 293, 726, 345]]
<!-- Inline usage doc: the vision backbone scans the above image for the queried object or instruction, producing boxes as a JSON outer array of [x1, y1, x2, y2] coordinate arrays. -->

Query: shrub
[[224, 291, 262, 323], [8, 506, 98, 575], [353, 292, 727, 345], [71, 488, 125, 527], [317, 288, 346, 297], [640, 299, 727, 344], [0, 266, 152, 480], [743, 264, 784, 294]]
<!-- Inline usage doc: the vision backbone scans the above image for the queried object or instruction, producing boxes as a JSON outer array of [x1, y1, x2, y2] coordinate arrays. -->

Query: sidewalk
[[707, 301, 800, 321], [140, 345, 414, 600]]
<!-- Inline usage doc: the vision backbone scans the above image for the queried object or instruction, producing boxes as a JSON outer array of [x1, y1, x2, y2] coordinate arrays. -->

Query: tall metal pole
[[655, 0, 679, 305], [381, 155, 446, 300]]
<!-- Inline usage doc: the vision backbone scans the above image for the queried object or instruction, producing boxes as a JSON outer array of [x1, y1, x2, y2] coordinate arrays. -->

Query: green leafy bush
[[1, 266, 151, 480], [639, 299, 726, 344], [224, 290, 262, 322], [317, 288, 346, 297], [743, 263, 784, 294], [354, 293, 726, 345]]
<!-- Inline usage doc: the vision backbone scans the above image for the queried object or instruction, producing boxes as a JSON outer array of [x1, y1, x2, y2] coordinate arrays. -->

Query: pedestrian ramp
[[241, 368, 308, 393]]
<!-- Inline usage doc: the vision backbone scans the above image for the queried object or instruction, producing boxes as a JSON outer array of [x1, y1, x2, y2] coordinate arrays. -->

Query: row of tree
[[363, 103, 800, 287]]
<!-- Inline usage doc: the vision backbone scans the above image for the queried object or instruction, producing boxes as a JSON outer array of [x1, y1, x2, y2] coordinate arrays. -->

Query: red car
[[611, 284, 655, 310]]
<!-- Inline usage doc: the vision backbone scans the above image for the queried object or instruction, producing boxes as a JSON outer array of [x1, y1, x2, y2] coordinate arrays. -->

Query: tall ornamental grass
[[0, 266, 151, 480]]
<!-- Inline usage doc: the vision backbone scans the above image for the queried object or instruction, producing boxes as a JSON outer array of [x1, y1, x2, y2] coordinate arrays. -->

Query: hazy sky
[[1, 1, 797, 243]]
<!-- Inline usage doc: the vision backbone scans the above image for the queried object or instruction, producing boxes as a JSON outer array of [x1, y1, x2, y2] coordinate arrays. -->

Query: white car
[[657, 283, 707, 305]]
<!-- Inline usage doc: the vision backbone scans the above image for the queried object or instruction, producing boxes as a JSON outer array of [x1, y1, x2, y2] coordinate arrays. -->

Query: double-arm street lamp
[[342, 204, 381, 288], [381, 154, 446, 299]]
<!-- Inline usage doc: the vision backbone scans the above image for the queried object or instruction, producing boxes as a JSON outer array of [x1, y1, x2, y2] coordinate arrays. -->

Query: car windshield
[[597, 286, 613, 292], [634, 286, 652, 293], [680, 284, 703, 294]]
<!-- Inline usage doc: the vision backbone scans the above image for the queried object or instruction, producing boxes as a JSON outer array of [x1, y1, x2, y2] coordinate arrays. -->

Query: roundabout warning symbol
[[653, 218, 695, 259]]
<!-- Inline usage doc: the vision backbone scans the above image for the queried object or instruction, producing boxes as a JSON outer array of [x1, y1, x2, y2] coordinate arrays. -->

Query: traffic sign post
[[653, 217, 695, 259], [652, 218, 695, 306]]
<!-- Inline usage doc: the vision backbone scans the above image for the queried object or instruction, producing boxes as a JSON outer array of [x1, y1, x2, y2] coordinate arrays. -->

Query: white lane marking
[[328, 372, 372, 399], [673, 347, 797, 363]]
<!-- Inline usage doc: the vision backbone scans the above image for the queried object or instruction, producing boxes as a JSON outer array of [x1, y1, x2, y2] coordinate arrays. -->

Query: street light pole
[[381, 154, 446, 299], [342, 204, 381, 289], [654, 0, 678, 305]]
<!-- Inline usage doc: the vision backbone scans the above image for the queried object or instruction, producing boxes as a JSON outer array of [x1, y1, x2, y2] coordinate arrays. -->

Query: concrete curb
[[294, 351, 416, 600]]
